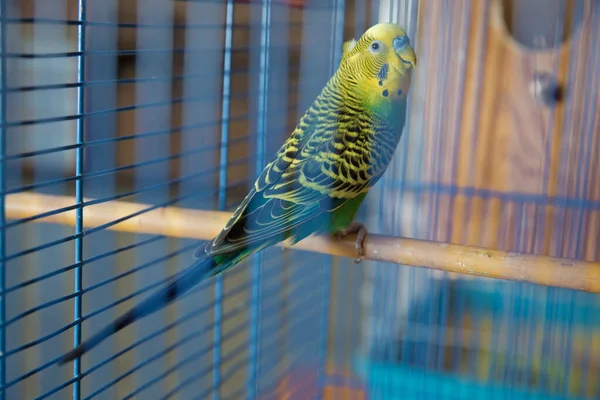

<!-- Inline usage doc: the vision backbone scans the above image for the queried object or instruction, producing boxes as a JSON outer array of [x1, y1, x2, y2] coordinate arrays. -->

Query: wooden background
[[369, 0, 600, 261]]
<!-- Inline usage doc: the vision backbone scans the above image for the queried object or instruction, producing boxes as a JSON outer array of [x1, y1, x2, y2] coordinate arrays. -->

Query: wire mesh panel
[[1, 0, 358, 398], [358, 0, 600, 399], [1, 0, 599, 399]]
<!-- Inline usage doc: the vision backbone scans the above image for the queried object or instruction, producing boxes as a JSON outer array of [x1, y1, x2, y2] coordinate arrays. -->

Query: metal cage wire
[[1, 0, 353, 398], [1, 0, 599, 399]]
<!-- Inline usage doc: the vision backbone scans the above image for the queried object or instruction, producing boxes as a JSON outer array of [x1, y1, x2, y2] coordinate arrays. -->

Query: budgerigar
[[59, 22, 416, 364]]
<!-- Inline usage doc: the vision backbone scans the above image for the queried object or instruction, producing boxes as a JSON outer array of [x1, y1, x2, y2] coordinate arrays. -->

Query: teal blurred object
[[360, 277, 600, 399], [354, 360, 590, 400]]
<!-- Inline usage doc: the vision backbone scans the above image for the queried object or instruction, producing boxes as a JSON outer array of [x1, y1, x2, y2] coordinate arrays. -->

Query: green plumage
[[59, 22, 416, 364]]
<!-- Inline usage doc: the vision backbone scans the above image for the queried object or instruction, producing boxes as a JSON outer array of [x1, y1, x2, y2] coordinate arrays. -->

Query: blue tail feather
[[58, 255, 217, 365]]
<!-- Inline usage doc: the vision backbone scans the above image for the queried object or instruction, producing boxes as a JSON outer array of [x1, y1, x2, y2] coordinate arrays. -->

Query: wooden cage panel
[[409, 0, 599, 258]]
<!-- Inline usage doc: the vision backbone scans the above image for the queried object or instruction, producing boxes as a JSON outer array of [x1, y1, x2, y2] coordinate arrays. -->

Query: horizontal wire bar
[[119, 315, 252, 400], [5, 163, 220, 213], [83, 306, 250, 399], [5, 70, 234, 93], [86, 268, 319, 398], [81, 180, 248, 238], [15, 291, 256, 398], [3, 282, 324, 399], [177, 0, 328, 9], [2, 241, 198, 329], [6, 236, 288, 314], [3, 86, 299, 129], [3, 147, 239, 198], [1, 321, 80, 387], [75, 249, 290, 345], [3, 176, 246, 261], [87, 288, 249, 372], [5, 216, 278, 338], [5, 180, 256, 295], [4, 179, 251, 247], [2, 102, 296, 169], [2, 17, 303, 31], [2, 102, 294, 162], [4, 176, 80, 196], [2, 236, 164, 294], [2, 112, 282, 164], [7, 179, 600, 225], [161, 332, 251, 399], [84, 259, 292, 397], [81, 257, 294, 381], [34, 376, 79, 400], [2, 143, 81, 162], [201, 354, 251, 399], [3, 64, 308, 94], [3, 43, 301, 60], [2, 232, 79, 265], [176, 312, 321, 400], [4, 176, 211, 228], [5, 257, 257, 385], [4, 317, 78, 358], [72, 150, 248, 194], [5, 283, 158, 363]]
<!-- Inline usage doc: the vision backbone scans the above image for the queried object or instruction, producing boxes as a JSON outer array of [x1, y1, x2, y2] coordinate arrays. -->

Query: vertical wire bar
[[214, 2, 235, 398], [218, 0, 234, 212], [0, 0, 7, 397], [316, 1, 344, 397], [248, 1, 271, 397], [396, 0, 423, 375], [369, 2, 383, 396], [72, 1, 87, 398], [382, 0, 408, 376]]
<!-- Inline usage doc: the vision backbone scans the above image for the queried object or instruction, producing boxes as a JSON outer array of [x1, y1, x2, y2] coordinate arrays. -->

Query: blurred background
[[1, 0, 599, 399]]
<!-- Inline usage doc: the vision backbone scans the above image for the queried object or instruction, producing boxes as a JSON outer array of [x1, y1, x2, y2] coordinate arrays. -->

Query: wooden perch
[[5, 192, 600, 294]]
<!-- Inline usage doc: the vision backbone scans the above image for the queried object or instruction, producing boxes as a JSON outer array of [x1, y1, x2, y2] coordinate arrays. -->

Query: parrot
[[58, 22, 416, 365]]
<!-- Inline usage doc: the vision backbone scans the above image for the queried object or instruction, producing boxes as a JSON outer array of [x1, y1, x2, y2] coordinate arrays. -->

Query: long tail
[[58, 255, 222, 365]]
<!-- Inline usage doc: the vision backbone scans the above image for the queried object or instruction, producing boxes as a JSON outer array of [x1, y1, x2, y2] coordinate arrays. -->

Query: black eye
[[370, 41, 382, 53]]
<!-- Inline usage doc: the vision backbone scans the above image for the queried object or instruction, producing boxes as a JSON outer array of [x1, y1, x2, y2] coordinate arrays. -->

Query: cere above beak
[[393, 35, 408, 51]]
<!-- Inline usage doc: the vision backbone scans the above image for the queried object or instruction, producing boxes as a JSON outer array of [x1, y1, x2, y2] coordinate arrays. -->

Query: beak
[[393, 36, 417, 68], [398, 45, 417, 68]]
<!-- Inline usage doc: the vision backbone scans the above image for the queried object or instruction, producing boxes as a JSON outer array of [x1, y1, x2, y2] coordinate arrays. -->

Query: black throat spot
[[377, 63, 389, 83]]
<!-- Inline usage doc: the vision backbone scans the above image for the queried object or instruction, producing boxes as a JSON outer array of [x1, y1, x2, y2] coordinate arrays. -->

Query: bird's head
[[338, 23, 416, 110]]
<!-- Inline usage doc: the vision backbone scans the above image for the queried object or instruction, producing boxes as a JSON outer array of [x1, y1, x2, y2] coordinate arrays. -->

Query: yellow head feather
[[337, 23, 417, 113]]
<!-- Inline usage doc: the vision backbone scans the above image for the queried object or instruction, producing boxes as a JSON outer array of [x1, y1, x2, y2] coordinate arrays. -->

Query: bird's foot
[[336, 222, 368, 263]]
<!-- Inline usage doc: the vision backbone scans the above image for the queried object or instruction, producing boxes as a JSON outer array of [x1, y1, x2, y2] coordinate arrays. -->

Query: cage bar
[[0, 0, 7, 397], [71, 0, 86, 398]]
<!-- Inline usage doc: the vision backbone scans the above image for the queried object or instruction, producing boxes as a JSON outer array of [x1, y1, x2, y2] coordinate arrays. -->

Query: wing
[[197, 88, 404, 258]]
